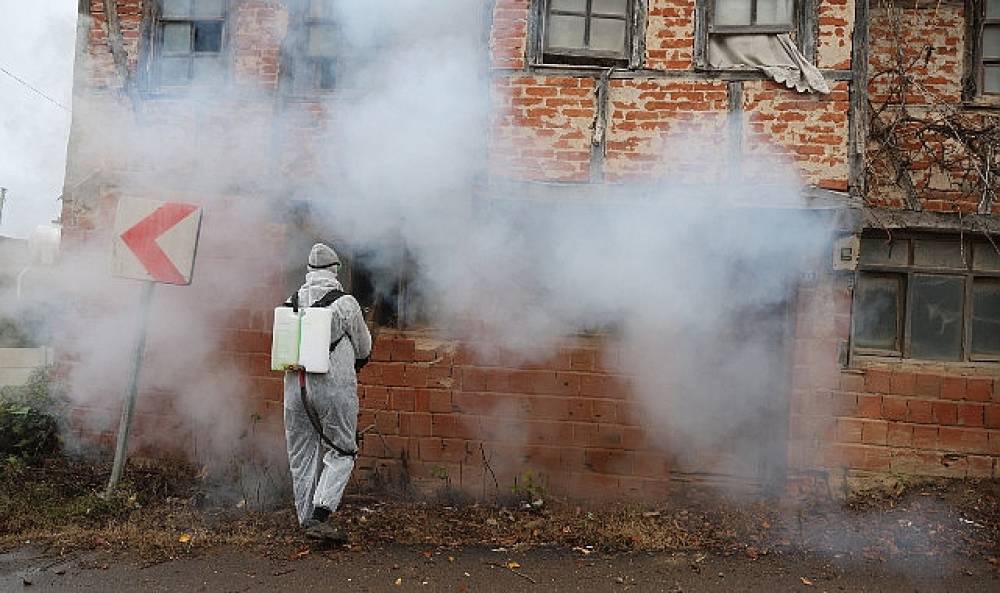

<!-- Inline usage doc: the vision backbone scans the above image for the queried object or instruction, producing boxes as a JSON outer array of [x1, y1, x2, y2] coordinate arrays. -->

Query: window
[[303, 0, 345, 90], [710, 0, 795, 33], [853, 235, 1000, 362], [155, 0, 226, 87], [981, 0, 1000, 94], [696, 0, 821, 74], [538, 0, 635, 66]]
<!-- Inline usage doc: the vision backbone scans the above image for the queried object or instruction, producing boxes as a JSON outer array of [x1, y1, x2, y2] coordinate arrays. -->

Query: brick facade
[[61, 0, 997, 502]]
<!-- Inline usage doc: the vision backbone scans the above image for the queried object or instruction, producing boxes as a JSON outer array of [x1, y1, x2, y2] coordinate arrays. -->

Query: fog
[[14, 0, 835, 501]]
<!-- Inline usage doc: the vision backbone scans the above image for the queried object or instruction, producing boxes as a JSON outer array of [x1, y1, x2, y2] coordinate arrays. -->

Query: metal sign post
[[104, 197, 202, 496], [105, 281, 155, 496]]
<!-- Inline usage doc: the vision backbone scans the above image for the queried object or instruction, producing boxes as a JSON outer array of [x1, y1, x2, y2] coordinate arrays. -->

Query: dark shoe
[[302, 519, 347, 544]]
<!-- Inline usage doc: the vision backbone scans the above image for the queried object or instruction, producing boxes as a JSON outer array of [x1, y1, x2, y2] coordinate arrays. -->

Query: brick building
[[61, 0, 999, 501]]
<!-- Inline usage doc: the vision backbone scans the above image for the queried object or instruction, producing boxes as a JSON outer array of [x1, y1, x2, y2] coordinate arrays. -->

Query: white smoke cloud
[[8, 0, 837, 498]]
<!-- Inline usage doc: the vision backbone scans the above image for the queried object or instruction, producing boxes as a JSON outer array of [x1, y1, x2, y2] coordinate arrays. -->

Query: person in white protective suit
[[282, 243, 372, 542]]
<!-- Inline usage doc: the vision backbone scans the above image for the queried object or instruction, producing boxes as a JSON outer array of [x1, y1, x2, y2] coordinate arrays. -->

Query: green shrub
[[0, 366, 66, 461]]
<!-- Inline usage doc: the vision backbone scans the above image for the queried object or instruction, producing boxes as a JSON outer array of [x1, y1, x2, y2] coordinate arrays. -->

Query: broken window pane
[[548, 14, 587, 48], [913, 239, 965, 268], [755, 0, 793, 24], [909, 274, 964, 361], [162, 0, 191, 18], [160, 56, 191, 85], [193, 20, 223, 53], [308, 24, 339, 57], [162, 23, 191, 54], [715, 0, 752, 26], [593, 0, 628, 15], [590, 17, 626, 52], [550, 0, 587, 13], [985, 27, 1000, 59], [973, 241, 1000, 271], [854, 274, 901, 351], [986, 65, 1000, 94], [192, 0, 224, 18], [972, 279, 1000, 357], [860, 238, 908, 266]]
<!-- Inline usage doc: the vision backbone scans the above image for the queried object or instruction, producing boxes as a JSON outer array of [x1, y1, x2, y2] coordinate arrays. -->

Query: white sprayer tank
[[271, 306, 333, 373]]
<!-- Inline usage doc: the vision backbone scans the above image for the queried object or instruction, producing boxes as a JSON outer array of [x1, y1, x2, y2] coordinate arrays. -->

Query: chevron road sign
[[111, 197, 202, 285], [106, 196, 203, 496]]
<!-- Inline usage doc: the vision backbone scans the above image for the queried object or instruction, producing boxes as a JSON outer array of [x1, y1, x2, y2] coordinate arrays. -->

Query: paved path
[[2, 544, 998, 592]]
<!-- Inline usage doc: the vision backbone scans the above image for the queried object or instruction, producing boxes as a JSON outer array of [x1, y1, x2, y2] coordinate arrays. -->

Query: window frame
[[150, 0, 229, 90], [852, 233, 1000, 363], [981, 0, 1000, 96], [301, 0, 341, 92], [964, 0, 1000, 102], [707, 0, 797, 35], [694, 0, 818, 71], [530, 0, 645, 68]]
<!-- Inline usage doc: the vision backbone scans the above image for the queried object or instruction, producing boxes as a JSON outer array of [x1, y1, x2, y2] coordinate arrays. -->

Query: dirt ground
[[2, 457, 999, 591], [2, 543, 998, 592]]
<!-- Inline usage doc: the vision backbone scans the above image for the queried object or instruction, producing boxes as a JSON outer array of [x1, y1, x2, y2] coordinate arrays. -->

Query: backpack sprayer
[[271, 292, 390, 456]]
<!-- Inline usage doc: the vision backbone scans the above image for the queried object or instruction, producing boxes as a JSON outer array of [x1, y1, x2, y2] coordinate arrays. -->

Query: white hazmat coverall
[[283, 268, 372, 525]]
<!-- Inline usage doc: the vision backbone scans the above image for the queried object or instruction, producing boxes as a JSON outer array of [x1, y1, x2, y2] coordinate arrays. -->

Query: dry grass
[[2, 455, 998, 564]]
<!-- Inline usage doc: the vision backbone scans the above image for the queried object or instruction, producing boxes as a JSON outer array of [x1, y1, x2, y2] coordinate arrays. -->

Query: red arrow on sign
[[120, 202, 199, 284]]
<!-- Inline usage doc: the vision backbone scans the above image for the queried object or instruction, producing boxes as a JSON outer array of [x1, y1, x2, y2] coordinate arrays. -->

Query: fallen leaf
[[505, 561, 521, 570], [178, 534, 192, 544], [572, 547, 592, 556], [800, 577, 814, 586], [394, 577, 402, 586]]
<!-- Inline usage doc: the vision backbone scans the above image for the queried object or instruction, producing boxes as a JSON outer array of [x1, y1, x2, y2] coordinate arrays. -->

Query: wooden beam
[[847, 0, 870, 201], [590, 71, 611, 182], [693, 0, 709, 70], [727, 81, 744, 182]]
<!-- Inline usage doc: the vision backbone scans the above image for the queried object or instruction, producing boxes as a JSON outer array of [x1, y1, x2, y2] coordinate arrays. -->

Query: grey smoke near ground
[[8, 0, 835, 496], [0, 2, 75, 238]]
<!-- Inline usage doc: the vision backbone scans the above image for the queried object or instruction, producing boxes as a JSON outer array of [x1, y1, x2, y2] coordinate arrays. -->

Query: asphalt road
[[2, 544, 998, 592]]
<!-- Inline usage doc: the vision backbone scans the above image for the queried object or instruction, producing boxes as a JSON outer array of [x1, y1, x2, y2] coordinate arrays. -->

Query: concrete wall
[[0, 348, 53, 387]]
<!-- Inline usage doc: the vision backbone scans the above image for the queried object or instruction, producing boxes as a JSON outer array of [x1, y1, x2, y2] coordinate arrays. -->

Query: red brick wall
[[489, 75, 596, 182], [353, 335, 675, 499], [742, 80, 851, 190], [645, 0, 696, 70], [864, 2, 997, 214], [787, 271, 1000, 486], [603, 78, 729, 182], [64, 0, 1000, 503]]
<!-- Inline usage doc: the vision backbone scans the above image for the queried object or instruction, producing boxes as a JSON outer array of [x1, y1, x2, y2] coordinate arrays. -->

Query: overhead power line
[[0, 65, 70, 112]]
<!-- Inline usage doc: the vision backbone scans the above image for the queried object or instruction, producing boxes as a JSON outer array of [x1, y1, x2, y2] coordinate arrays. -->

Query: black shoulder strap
[[311, 289, 348, 309], [283, 290, 348, 311], [282, 293, 300, 312]]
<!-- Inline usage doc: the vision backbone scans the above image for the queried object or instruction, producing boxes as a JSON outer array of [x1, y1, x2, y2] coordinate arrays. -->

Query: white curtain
[[709, 33, 830, 94]]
